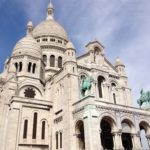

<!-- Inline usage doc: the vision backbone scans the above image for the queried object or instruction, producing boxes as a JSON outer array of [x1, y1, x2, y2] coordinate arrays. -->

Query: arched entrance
[[121, 120, 133, 150], [139, 121, 149, 149], [100, 118, 114, 150], [75, 120, 85, 150]]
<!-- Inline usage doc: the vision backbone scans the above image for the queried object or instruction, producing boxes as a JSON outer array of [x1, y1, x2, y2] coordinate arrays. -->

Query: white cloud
[[20, 0, 150, 106]]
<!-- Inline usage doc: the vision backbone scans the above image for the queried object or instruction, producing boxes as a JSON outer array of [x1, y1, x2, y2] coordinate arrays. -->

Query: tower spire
[[47, 0, 54, 20]]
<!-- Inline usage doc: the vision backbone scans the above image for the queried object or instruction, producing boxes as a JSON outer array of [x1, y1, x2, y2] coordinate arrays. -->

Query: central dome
[[32, 19, 68, 41]]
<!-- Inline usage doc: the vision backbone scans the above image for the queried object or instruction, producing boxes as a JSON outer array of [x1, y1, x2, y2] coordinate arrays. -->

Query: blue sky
[[0, 0, 150, 148], [0, 0, 150, 107]]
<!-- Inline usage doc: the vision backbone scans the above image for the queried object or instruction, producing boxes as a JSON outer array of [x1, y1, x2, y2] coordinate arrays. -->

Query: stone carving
[[80, 76, 94, 98], [137, 89, 150, 107]]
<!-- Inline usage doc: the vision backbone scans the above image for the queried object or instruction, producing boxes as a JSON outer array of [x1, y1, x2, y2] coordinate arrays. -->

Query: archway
[[97, 76, 105, 98], [75, 120, 85, 150], [121, 120, 133, 150], [100, 118, 114, 150], [139, 122, 149, 149]]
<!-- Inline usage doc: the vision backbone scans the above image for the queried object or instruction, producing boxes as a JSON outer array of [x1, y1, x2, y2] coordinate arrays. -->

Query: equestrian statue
[[137, 89, 150, 107], [80, 76, 94, 98]]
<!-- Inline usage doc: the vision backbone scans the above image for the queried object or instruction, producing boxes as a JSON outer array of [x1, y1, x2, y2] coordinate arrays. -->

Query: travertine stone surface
[[0, 2, 150, 150]]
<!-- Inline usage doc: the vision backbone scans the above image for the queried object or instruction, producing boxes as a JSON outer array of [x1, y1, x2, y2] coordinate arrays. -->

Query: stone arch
[[139, 120, 150, 135], [121, 116, 136, 133], [99, 112, 117, 132], [100, 114, 117, 149], [110, 80, 119, 104], [139, 120, 150, 149], [79, 71, 89, 79], [109, 79, 119, 87], [75, 120, 85, 150], [40, 118, 48, 124], [18, 83, 43, 99], [121, 117, 136, 150]]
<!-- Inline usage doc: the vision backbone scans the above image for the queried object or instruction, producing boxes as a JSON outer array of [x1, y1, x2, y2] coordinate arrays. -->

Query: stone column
[[112, 132, 124, 150], [102, 83, 107, 100], [83, 105, 102, 150], [95, 81, 98, 99], [47, 54, 50, 67], [146, 135, 150, 149], [131, 133, 142, 150], [99, 129, 103, 150]]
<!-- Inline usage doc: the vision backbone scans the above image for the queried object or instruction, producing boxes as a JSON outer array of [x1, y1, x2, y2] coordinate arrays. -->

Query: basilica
[[0, 2, 150, 150]]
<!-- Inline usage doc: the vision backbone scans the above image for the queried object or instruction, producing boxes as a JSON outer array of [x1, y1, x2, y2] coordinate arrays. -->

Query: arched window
[[75, 120, 85, 149], [111, 83, 116, 92], [23, 119, 28, 139], [111, 83, 117, 104], [28, 62, 32, 72], [32, 63, 36, 73], [41, 121, 46, 140], [32, 112, 38, 139], [113, 93, 116, 104], [58, 56, 62, 68], [43, 55, 47, 66], [19, 62, 22, 72], [56, 132, 59, 149], [15, 62, 18, 71], [98, 76, 105, 98], [50, 55, 55, 67], [60, 132, 62, 148], [94, 47, 100, 62]]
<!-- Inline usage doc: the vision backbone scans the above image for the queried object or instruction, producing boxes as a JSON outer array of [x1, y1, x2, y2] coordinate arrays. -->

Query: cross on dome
[[47, 0, 54, 20]]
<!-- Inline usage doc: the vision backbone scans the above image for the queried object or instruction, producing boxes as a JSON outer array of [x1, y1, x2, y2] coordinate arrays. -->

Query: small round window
[[24, 88, 36, 98]]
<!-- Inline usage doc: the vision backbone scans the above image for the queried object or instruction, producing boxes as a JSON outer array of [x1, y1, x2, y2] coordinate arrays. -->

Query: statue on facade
[[137, 89, 150, 107], [80, 76, 94, 98]]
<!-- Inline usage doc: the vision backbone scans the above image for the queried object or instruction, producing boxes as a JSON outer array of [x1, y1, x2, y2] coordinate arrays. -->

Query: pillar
[[131, 133, 142, 150], [146, 135, 150, 149], [83, 105, 102, 150], [112, 132, 124, 150]]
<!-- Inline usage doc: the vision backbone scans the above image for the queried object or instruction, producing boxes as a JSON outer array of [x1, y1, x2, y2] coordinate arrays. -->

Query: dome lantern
[[27, 21, 33, 35], [47, 1, 54, 20]]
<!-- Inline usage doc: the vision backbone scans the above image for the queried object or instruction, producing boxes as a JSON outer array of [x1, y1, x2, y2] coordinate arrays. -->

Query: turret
[[64, 41, 77, 74], [8, 21, 45, 99], [115, 57, 126, 76]]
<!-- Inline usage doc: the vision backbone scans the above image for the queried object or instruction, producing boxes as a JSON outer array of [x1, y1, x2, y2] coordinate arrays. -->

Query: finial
[[115, 57, 124, 67], [66, 41, 75, 50], [27, 21, 33, 35], [47, 1, 54, 20]]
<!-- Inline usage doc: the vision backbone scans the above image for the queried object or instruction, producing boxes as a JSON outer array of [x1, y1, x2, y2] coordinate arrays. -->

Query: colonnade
[[75, 116, 150, 150]]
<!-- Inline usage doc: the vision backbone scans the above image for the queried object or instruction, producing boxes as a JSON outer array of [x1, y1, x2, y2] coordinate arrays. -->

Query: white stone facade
[[0, 2, 150, 150]]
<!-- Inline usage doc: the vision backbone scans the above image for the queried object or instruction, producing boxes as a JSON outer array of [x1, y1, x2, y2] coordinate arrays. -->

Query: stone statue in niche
[[80, 76, 94, 98], [94, 47, 100, 64]]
